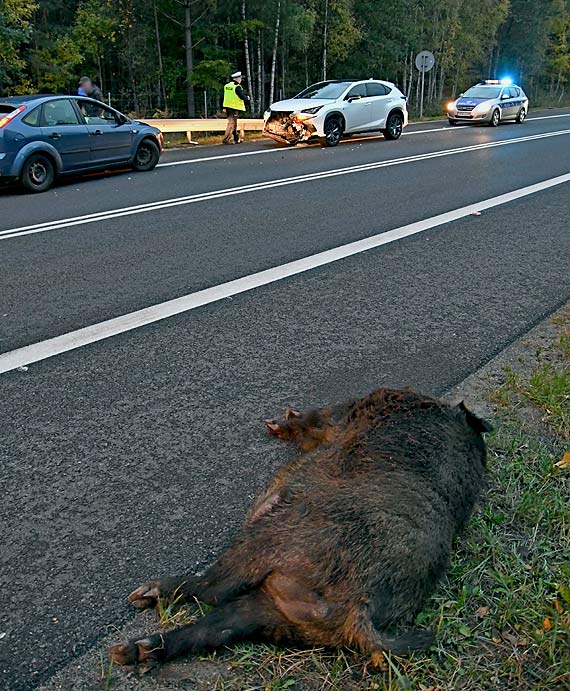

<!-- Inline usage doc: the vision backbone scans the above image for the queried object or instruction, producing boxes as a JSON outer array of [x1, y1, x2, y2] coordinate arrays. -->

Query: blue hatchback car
[[0, 94, 163, 192]]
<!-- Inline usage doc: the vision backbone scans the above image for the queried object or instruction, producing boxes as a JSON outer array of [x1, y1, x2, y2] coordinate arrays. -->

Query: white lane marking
[[3, 128, 570, 242], [1, 171, 570, 374], [157, 147, 296, 167], [155, 112, 570, 167]]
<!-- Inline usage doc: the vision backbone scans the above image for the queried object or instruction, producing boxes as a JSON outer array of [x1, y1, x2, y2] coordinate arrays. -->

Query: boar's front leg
[[128, 536, 274, 610], [111, 589, 286, 667]]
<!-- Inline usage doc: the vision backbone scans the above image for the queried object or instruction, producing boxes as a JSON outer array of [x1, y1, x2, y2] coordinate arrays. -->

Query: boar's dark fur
[[110, 388, 491, 668]]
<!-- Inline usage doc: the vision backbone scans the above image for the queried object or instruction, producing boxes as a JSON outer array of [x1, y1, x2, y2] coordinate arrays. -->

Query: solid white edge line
[[3, 128, 570, 240], [1, 170, 570, 374]]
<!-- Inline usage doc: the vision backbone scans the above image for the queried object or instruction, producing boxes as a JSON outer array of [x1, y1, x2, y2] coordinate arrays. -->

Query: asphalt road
[[1, 110, 570, 690]]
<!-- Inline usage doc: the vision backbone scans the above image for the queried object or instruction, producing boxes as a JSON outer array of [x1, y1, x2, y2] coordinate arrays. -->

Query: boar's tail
[[377, 628, 435, 656]]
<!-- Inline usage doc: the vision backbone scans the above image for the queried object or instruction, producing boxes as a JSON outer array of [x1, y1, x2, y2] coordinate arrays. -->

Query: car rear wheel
[[516, 107, 526, 124], [132, 138, 160, 171], [21, 153, 55, 193], [489, 109, 501, 127], [383, 112, 404, 140], [322, 117, 343, 147]]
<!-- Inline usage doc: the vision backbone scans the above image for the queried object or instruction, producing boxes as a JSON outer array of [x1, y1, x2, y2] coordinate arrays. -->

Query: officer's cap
[[231, 71, 242, 79]]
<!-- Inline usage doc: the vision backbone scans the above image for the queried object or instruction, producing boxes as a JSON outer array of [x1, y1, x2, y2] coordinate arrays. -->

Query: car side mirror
[[501, 94, 509, 100], [347, 95, 361, 103]]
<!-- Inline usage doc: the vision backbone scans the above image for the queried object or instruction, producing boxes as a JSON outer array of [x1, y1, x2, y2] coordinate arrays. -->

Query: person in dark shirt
[[78, 77, 103, 102], [222, 71, 250, 144]]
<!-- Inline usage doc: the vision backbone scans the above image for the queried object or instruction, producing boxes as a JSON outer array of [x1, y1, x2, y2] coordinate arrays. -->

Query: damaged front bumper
[[263, 111, 318, 145]]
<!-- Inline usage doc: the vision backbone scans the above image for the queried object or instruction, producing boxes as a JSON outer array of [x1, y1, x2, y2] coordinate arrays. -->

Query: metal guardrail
[[141, 118, 265, 144]]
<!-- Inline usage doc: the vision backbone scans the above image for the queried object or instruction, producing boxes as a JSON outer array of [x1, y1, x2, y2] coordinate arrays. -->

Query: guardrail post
[[239, 123, 245, 141]]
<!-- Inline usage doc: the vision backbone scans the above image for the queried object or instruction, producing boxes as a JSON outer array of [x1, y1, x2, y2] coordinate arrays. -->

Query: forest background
[[2, 0, 570, 117]]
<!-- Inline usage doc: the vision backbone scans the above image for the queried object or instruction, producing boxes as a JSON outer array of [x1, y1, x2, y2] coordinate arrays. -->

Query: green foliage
[[191, 59, 233, 90], [0, 0, 38, 88], [3, 0, 570, 115]]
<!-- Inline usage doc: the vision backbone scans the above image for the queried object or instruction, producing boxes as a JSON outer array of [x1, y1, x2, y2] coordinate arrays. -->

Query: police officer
[[223, 71, 250, 145]]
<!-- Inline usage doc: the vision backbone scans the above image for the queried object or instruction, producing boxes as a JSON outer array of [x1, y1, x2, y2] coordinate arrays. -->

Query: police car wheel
[[21, 153, 55, 193], [516, 107, 526, 124], [448, 119, 458, 126], [489, 109, 500, 127], [323, 117, 343, 147], [133, 138, 160, 171]]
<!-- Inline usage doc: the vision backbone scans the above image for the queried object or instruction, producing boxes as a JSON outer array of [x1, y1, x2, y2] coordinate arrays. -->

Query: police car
[[447, 80, 528, 127]]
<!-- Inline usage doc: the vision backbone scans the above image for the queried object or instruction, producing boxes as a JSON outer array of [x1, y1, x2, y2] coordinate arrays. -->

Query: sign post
[[415, 50, 435, 118]]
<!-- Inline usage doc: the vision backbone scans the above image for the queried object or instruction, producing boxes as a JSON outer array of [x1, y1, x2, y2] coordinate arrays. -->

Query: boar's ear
[[456, 401, 494, 434], [285, 407, 301, 420]]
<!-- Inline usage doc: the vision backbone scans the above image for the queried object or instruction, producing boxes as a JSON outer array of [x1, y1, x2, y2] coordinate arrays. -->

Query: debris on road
[[263, 111, 317, 145], [470, 211, 482, 216], [16, 365, 29, 372]]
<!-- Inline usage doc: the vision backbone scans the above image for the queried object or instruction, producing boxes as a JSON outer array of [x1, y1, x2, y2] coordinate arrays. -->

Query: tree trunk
[[323, 0, 328, 80], [242, 0, 254, 113], [257, 30, 263, 113], [269, 0, 281, 107], [183, 0, 195, 117], [153, 0, 167, 111]]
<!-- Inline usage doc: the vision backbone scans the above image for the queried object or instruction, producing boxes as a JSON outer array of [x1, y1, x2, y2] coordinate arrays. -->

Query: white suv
[[263, 79, 408, 147]]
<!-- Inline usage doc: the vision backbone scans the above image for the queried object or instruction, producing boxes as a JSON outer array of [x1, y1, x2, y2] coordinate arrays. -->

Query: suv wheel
[[132, 138, 160, 171], [322, 117, 343, 147], [516, 107, 526, 124], [383, 112, 404, 140], [21, 153, 55, 193], [489, 109, 501, 127]]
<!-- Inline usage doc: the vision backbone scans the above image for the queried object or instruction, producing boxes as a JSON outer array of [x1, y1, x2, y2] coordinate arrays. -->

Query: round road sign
[[415, 50, 435, 72]]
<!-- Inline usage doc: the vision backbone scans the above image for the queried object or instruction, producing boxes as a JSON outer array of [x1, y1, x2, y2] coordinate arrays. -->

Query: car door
[[342, 83, 373, 132], [499, 88, 516, 119], [77, 99, 134, 165], [39, 99, 91, 172], [366, 82, 393, 128]]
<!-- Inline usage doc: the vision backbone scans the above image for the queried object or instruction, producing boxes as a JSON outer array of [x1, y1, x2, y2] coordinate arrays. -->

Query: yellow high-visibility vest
[[223, 81, 246, 111]]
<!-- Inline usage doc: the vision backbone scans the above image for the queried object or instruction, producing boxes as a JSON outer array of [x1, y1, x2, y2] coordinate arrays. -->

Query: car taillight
[[0, 105, 26, 129]]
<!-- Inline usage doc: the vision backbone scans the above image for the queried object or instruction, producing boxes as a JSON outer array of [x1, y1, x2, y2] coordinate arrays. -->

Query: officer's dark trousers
[[223, 110, 239, 144]]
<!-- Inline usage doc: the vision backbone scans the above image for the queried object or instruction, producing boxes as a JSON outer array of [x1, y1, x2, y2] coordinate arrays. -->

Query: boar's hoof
[[128, 582, 161, 610], [110, 634, 165, 666], [369, 650, 387, 670]]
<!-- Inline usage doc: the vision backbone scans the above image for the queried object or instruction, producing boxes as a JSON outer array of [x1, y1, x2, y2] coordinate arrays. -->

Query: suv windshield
[[295, 81, 352, 100], [462, 86, 501, 99]]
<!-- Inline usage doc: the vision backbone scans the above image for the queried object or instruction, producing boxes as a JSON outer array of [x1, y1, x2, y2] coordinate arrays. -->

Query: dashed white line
[[3, 127, 570, 241], [1, 170, 570, 374]]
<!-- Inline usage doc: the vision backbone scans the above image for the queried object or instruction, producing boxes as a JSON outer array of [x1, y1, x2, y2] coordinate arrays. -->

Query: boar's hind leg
[[347, 608, 434, 658], [111, 589, 285, 667]]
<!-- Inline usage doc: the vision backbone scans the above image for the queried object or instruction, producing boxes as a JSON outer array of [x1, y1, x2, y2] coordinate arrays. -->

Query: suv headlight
[[300, 105, 323, 115]]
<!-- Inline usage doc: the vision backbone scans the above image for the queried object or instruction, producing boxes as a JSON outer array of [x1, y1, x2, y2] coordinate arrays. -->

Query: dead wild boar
[[110, 387, 491, 669]]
